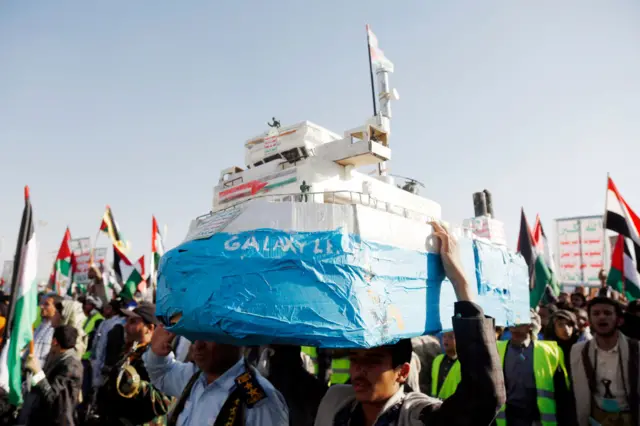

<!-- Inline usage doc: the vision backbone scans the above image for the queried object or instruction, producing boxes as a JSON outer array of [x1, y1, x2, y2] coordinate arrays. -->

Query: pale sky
[[1, 1, 639, 278]]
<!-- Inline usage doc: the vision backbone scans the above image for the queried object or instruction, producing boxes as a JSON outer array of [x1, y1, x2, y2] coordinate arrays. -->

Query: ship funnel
[[473, 192, 488, 217], [483, 189, 494, 218]]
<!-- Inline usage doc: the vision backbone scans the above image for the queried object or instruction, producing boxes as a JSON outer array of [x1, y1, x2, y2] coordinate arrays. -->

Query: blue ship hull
[[156, 227, 530, 348]]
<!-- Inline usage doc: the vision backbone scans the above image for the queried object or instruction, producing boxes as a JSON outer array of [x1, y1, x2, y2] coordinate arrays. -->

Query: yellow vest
[[301, 346, 318, 375], [496, 340, 570, 426], [430, 354, 461, 399], [330, 357, 350, 385], [81, 312, 104, 361]]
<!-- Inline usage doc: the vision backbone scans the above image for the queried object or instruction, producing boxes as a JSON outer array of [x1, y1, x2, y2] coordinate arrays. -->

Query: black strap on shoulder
[[581, 340, 597, 395], [628, 339, 639, 426], [168, 359, 267, 426], [213, 385, 246, 426], [167, 370, 202, 426]]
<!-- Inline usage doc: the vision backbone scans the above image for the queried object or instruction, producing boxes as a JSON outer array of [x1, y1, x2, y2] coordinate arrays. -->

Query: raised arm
[[420, 223, 505, 426], [142, 325, 197, 398]]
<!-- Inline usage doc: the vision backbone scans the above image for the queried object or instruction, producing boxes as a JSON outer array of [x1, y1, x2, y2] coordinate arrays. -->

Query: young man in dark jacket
[[96, 303, 171, 426], [23, 325, 84, 426]]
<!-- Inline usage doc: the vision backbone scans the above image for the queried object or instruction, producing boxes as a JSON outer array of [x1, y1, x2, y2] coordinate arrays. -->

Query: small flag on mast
[[366, 24, 394, 72]]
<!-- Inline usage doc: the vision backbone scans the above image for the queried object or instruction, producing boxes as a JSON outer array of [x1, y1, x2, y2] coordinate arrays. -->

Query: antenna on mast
[[365, 25, 399, 177]]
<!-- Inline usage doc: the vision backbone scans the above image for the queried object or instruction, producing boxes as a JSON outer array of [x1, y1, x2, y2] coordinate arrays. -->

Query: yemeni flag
[[607, 235, 640, 301], [517, 209, 554, 308], [604, 177, 640, 276], [53, 227, 72, 295], [151, 216, 164, 289], [0, 187, 39, 405], [532, 215, 560, 296]]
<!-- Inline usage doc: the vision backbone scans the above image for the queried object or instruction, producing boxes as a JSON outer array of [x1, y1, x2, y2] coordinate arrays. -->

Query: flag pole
[[0, 186, 32, 354], [603, 172, 610, 274], [366, 25, 378, 117]]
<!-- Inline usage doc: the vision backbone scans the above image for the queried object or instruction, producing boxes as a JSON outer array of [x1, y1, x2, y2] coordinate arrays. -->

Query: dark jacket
[[315, 301, 506, 426], [103, 323, 125, 369], [266, 345, 327, 426], [26, 350, 84, 426], [97, 343, 171, 426]]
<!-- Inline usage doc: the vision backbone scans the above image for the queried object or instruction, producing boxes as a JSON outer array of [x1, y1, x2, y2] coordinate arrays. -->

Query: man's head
[[558, 292, 570, 304], [40, 294, 63, 320], [442, 331, 456, 357], [510, 309, 541, 345], [570, 292, 586, 309], [627, 300, 640, 318], [83, 295, 102, 316], [598, 269, 607, 286], [121, 303, 159, 345], [574, 308, 588, 332], [104, 299, 122, 319], [51, 325, 78, 356], [191, 341, 242, 377], [538, 304, 558, 328], [87, 265, 102, 281], [551, 310, 576, 341], [349, 339, 412, 404], [587, 297, 624, 337]]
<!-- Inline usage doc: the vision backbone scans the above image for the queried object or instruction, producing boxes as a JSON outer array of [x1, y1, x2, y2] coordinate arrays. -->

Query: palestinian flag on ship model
[[217, 169, 297, 204], [517, 209, 555, 308], [53, 227, 72, 295], [604, 176, 640, 297], [114, 244, 146, 300], [151, 216, 164, 288], [99, 205, 128, 281], [0, 187, 39, 405], [607, 234, 640, 301]]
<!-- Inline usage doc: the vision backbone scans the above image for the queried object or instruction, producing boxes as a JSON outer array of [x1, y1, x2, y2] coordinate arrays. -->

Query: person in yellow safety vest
[[496, 308, 575, 426], [301, 346, 319, 375], [330, 356, 350, 385], [430, 330, 461, 400], [82, 296, 104, 361]]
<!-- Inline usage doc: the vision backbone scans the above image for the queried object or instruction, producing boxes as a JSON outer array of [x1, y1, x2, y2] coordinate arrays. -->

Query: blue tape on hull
[[156, 228, 529, 348]]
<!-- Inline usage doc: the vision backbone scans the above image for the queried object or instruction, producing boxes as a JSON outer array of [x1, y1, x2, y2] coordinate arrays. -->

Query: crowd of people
[[0, 223, 638, 426]]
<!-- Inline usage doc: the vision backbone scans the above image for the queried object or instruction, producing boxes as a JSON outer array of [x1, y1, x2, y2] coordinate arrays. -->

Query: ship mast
[[366, 24, 399, 177]]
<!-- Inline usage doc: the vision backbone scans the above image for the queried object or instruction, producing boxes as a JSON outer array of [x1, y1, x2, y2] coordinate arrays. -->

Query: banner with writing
[[580, 217, 605, 286], [555, 216, 606, 287], [0, 260, 13, 290], [557, 219, 582, 284], [68, 238, 107, 286]]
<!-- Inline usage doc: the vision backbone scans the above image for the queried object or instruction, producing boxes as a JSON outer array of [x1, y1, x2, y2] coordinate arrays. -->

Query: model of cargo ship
[[156, 28, 529, 348]]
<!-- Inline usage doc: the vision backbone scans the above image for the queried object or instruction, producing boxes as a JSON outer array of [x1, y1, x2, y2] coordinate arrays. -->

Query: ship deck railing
[[202, 190, 437, 224]]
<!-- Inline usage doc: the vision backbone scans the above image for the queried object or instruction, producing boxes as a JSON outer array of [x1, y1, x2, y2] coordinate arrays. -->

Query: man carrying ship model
[[140, 222, 504, 426], [313, 221, 505, 426]]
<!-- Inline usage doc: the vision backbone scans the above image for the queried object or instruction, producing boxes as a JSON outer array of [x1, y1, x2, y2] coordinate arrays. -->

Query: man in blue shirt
[[143, 331, 288, 426]]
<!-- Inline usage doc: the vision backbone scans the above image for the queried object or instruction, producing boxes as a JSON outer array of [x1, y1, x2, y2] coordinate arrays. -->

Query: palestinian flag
[[0, 187, 39, 405], [517, 209, 554, 308], [532, 215, 560, 296], [605, 177, 640, 272], [117, 248, 145, 300], [607, 235, 640, 301], [151, 216, 164, 287], [53, 227, 72, 295]]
